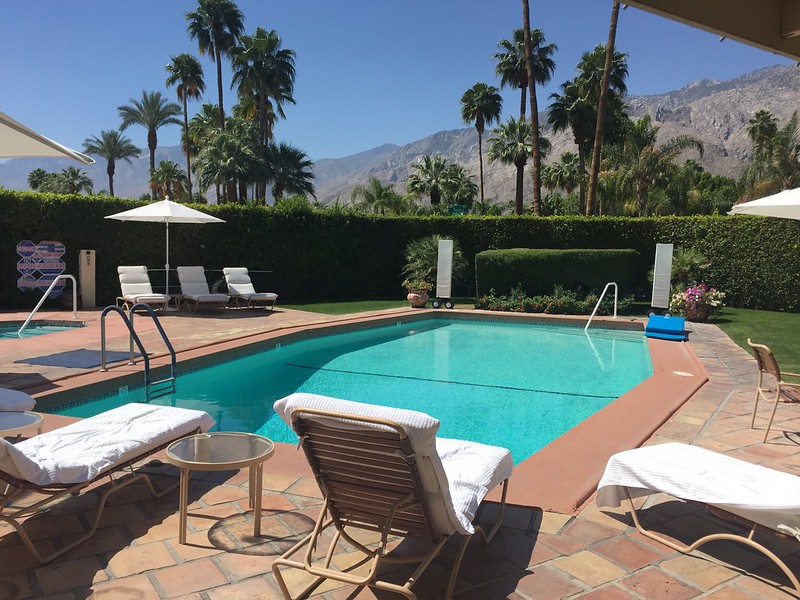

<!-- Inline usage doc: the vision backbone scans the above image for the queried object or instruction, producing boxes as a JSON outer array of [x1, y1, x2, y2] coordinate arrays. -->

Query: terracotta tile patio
[[1, 307, 800, 598]]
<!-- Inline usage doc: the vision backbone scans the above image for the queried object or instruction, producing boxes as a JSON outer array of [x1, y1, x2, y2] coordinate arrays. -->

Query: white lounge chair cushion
[[0, 403, 215, 485], [183, 293, 228, 303], [0, 389, 36, 411], [223, 268, 277, 301], [122, 294, 171, 304], [118, 266, 159, 297], [273, 393, 513, 536], [597, 442, 800, 537]]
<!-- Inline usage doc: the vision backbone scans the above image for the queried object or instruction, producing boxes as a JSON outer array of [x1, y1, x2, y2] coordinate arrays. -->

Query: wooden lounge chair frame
[[622, 488, 800, 591], [0, 427, 201, 563], [272, 408, 509, 600], [748, 338, 800, 442]]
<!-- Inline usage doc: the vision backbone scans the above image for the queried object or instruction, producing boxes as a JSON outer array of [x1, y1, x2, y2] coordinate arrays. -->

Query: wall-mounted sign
[[16, 240, 66, 297]]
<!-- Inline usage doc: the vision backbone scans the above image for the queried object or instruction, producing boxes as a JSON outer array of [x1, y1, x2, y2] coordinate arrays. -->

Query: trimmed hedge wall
[[474, 249, 639, 297], [1, 191, 799, 311]]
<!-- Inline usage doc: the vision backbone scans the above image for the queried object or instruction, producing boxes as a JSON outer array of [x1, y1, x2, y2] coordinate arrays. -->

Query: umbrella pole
[[165, 220, 170, 296]]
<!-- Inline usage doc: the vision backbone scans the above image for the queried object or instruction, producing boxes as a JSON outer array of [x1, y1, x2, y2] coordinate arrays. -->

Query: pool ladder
[[100, 304, 176, 400], [585, 282, 618, 332]]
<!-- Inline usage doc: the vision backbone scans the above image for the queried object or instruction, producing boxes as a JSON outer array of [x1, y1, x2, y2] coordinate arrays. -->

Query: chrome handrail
[[18, 274, 79, 338], [585, 282, 618, 332]]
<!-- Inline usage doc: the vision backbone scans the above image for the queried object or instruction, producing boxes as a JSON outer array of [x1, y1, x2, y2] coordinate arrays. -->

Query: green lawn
[[712, 307, 800, 374]]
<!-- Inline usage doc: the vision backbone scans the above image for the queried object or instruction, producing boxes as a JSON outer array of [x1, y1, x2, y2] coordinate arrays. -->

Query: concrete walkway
[[1, 309, 799, 598]]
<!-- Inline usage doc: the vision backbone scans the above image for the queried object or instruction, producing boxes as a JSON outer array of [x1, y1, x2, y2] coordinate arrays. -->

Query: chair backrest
[[177, 266, 211, 296], [274, 393, 464, 538], [118, 266, 154, 296], [223, 267, 257, 296], [748, 338, 782, 381]]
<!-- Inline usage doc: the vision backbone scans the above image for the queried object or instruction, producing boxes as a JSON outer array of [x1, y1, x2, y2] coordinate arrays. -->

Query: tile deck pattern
[[1, 308, 800, 598]]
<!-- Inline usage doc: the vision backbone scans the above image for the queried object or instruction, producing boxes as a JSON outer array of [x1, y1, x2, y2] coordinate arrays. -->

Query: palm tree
[[351, 177, 402, 214], [264, 142, 315, 201], [541, 152, 581, 193], [193, 125, 258, 202], [587, 1, 621, 216], [166, 53, 205, 201], [186, 0, 244, 131], [56, 167, 93, 194], [150, 160, 188, 200], [443, 164, 478, 209], [494, 28, 556, 119], [27, 168, 48, 191], [612, 115, 704, 216], [82, 130, 140, 197], [460, 83, 503, 205], [118, 91, 182, 197], [488, 117, 551, 214], [406, 154, 451, 206], [231, 27, 295, 146]]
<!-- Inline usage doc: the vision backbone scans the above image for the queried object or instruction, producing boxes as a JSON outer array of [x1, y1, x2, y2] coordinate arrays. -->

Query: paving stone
[[619, 566, 701, 600], [660, 554, 738, 588], [35, 556, 108, 595], [107, 541, 176, 578], [510, 565, 585, 599], [152, 557, 228, 597], [552, 550, 627, 587], [85, 573, 160, 599], [592, 535, 665, 572]]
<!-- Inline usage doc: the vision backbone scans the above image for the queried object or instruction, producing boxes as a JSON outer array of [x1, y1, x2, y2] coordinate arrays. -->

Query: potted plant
[[669, 282, 725, 322], [402, 278, 432, 308], [401, 235, 468, 308]]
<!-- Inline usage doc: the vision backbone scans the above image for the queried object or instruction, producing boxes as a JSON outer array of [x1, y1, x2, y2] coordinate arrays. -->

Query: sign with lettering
[[16, 240, 66, 297]]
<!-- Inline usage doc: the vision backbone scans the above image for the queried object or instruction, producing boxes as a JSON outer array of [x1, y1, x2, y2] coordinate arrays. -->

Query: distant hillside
[[2, 64, 798, 205]]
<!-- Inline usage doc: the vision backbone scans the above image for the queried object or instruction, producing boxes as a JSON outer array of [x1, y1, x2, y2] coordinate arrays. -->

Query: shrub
[[476, 285, 634, 315]]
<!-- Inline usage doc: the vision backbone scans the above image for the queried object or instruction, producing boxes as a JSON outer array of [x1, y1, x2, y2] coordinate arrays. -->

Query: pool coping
[[26, 309, 706, 515]]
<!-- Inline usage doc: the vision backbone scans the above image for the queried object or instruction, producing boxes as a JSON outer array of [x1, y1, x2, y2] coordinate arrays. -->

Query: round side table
[[0, 412, 43, 440], [165, 432, 275, 544]]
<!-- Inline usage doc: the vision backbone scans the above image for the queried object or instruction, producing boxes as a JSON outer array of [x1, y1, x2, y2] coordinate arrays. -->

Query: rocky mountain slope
[[2, 64, 798, 204]]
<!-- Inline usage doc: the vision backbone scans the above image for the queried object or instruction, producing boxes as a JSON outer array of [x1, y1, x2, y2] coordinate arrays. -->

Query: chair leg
[[763, 387, 782, 442]]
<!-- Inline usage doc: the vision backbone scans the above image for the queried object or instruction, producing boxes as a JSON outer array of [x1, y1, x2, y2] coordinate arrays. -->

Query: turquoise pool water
[[0, 323, 78, 339], [54, 319, 652, 463]]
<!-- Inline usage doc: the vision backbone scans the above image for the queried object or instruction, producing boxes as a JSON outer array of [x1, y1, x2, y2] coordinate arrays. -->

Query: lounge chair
[[0, 403, 214, 563], [116, 265, 171, 310], [597, 442, 800, 591], [270, 393, 513, 600], [748, 338, 800, 442], [222, 267, 278, 310], [176, 266, 229, 312]]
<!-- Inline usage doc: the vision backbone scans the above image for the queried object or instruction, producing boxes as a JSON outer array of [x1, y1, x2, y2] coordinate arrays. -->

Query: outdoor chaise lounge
[[223, 267, 278, 310], [176, 266, 229, 311], [116, 265, 171, 310], [748, 338, 800, 442], [271, 393, 513, 600], [597, 442, 800, 591], [0, 403, 214, 563]]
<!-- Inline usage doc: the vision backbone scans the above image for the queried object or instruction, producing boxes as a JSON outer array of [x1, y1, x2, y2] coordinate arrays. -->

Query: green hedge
[[1, 191, 799, 311], [474, 248, 639, 297]]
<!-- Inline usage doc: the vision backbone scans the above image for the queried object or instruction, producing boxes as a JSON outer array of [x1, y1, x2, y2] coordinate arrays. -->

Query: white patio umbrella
[[728, 188, 800, 221], [105, 198, 225, 294], [0, 110, 94, 164]]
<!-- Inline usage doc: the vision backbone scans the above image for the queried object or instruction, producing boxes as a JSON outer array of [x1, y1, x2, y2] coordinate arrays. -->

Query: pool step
[[147, 377, 176, 400]]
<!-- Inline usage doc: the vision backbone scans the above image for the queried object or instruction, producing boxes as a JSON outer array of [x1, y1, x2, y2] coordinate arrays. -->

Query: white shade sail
[[106, 198, 225, 295], [728, 188, 800, 221], [0, 110, 94, 165]]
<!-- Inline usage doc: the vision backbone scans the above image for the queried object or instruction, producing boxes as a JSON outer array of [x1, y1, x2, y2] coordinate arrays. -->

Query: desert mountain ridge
[[1, 64, 798, 204]]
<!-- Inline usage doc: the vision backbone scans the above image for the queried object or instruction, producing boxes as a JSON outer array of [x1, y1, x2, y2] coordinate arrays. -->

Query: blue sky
[[1, 1, 791, 160]]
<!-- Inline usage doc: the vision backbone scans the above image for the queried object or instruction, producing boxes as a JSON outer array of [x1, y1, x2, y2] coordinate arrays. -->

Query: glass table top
[[166, 432, 274, 467]]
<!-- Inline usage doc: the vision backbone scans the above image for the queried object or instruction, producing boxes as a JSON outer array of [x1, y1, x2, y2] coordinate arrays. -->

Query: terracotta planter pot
[[406, 290, 429, 308]]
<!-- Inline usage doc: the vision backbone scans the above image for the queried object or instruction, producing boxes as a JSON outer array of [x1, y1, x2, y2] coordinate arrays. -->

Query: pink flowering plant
[[669, 282, 725, 321]]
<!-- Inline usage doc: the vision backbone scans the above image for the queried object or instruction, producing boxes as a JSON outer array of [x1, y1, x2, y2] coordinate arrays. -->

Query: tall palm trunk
[[107, 159, 115, 197], [514, 159, 525, 213], [182, 96, 193, 201], [522, 0, 542, 215], [215, 47, 225, 131], [519, 84, 527, 119], [148, 129, 157, 198], [239, 180, 247, 203], [477, 129, 485, 204], [587, 1, 620, 216], [577, 138, 587, 215]]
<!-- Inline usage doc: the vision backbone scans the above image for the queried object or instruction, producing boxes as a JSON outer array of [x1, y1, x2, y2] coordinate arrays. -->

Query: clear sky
[[1, 1, 792, 160]]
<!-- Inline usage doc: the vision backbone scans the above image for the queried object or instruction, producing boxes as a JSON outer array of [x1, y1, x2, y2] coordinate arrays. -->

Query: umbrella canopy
[[0, 110, 94, 164], [728, 188, 800, 221], [105, 198, 225, 294]]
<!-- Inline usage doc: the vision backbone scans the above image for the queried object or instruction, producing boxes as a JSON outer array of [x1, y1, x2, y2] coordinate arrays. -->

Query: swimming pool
[[0, 322, 83, 339], [54, 318, 652, 463]]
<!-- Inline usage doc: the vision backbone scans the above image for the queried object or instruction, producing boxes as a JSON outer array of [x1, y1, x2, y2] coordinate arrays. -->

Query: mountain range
[[2, 64, 798, 204]]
